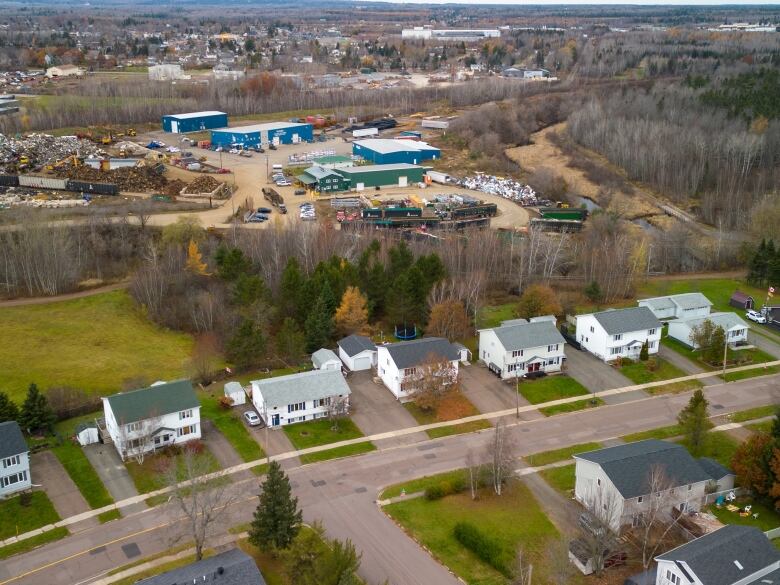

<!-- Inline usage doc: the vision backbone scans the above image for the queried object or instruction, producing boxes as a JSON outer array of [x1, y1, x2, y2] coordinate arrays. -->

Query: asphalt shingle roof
[[251, 369, 350, 409], [672, 312, 749, 332], [0, 421, 27, 459], [697, 457, 733, 480], [574, 440, 714, 499], [105, 380, 199, 425], [491, 321, 565, 351], [656, 525, 780, 585], [592, 307, 661, 335], [383, 337, 460, 369], [338, 334, 376, 357], [312, 348, 340, 368], [136, 548, 266, 585]]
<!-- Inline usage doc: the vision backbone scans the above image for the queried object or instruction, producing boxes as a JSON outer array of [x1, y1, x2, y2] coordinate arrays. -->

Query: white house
[[45, 65, 85, 78], [102, 380, 201, 461], [312, 348, 342, 371], [667, 312, 750, 349], [337, 334, 377, 371], [638, 292, 712, 320], [250, 369, 351, 428], [0, 421, 31, 498], [377, 337, 460, 401], [478, 318, 566, 380], [575, 307, 662, 362], [655, 525, 780, 585], [224, 381, 246, 406], [573, 440, 734, 533]]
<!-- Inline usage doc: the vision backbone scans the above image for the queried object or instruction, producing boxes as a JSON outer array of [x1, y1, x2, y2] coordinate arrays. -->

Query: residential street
[[1, 374, 777, 585]]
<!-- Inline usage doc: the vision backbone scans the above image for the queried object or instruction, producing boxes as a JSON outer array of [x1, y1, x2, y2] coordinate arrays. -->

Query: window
[[511, 349, 524, 357], [614, 334, 623, 341], [128, 438, 142, 450], [1, 470, 28, 488], [179, 409, 193, 420], [597, 478, 601, 486], [316, 398, 331, 407], [638, 496, 643, 503], [610, 347, 622, 356], [404, 367, 417, 376], [590, 325, 594, 333], [177, 424, 197, 437], [649, 341, 656, 349], [507, 364, 517, 372], [287, 402, 306, 413], [687, 484, 692, 491], [547, 344, 558, 352], [126, 422, 140, 433], [649, 328, 657, 336], [2, 455, 20, 468]]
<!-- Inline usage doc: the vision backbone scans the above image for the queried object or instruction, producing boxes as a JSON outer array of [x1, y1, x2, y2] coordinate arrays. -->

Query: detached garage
[[338, 334, 377, 371], [336, 164, 425, 191], [162, 111, 228, 134]]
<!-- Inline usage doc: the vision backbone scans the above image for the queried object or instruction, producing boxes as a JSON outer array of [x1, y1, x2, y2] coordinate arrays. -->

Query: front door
[[398, 176, 408, 187], [528, 362, 541, 373], [171, 120, 179, 133], [271, 414, 280, 427]]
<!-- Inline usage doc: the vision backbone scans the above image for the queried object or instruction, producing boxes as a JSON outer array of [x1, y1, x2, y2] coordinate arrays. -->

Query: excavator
[[45, 154, 81, 173]]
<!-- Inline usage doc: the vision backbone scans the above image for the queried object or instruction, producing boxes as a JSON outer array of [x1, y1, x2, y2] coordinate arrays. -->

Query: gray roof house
[[377, 337, 461, 400], [312, 348, 342, 371], [668, 312, 750, 349], [655, 525, 780, 585], [250, 369, 351, 428], [337, 334, 377, 371], [575, 307, 662, 362], [135, 548, 266, 585], [478, 319, 566, 380], [382, 337, 460, 369], [592, 307, 662, 335], [638, 293, 713, 320], [0, 421, 32, 498], [574, 440, 735, 532]]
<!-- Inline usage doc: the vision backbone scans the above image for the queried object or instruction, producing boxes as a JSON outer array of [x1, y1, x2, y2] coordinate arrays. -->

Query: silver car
[[243, 411, 263, 426]]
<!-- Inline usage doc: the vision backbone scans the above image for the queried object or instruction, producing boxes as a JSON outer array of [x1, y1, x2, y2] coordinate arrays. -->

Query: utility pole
[[722, 334, 729, 380], [515, 366, 520, 419]]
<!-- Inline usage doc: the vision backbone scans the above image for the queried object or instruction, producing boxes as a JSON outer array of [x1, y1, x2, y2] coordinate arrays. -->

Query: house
[[312, 348, 342, 371], [338, 334, 377, 371], [136, 548, 266, 585], [575, 307, 661, 362], [224, 381, 246, 406], [573, 440, 734, 533], [377, 337, 460, 401], [638, 293, 713, 320], [0, 421, 31, 498], [478, 319, 566, 380], [45, 65, 85, 78], [101, 380, 201, 461], [667, 312, 750, 349], [654, 525, 780, 585], [730, 290, 755, 310], [250, 369, 351, 428]]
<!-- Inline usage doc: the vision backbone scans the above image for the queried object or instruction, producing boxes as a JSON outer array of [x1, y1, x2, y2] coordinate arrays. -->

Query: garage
[[353, 355, 373, 370], [337, 334, 378, 371]]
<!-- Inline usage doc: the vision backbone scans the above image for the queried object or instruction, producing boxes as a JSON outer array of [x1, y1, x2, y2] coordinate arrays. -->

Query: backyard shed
[[162, 111, 228, 134], [336, 163, 425, 190], [210, 122, 313, 148], [224, 381, 246, 406], [75, 421, 99, 446], [312, 348, 342, 371], [729, 290, 754, 310], [352, 139, 440, 165]]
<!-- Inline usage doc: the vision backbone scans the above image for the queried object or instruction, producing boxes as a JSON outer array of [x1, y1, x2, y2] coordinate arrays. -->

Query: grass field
[[198, 394, 265, 462], [525, 442, 602, 467], [404, 391, 491, 439], [677, 431, 740, 468], [539, 464, 576, 495], [539, 397, 605, 416], [661, 334, 777, 382], [517, 375, 590, 404], [709, 499, 780, 532], [622, 424, 683, 442], [381, 469, 469, 500], [125, 446, 220, 494], [730, 405, 778, 423], [477, 303, 516, 329], [0, 290, 193, 402], [0, 492, 61, 540], [619, 358, 702, 394], [385, 480, 559, 585], [0, 527, 69, 560], [283, 418, 365, 450]]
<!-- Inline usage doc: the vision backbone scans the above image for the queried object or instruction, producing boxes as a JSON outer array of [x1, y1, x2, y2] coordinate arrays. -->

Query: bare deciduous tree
[[511, 547, 533, 585], [410, 353, 459, 412], [327, 395, 349, 432], [116, 412, 163, 464], [486, 419, 515, 496], [545, 538, 576, 585]]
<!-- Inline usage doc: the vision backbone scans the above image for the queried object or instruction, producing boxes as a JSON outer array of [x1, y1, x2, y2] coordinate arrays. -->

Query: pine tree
[[249, 461, 302, 550], [305, 295, 334, 352], [232, 274, 268, 307], [19, 383, 55, 434], [677, 389, 714, 456], [279, 257, 305, 320], [639, 340, 649, 361], [226, 319, 266, 368], [584, 281, 602, 303], [0, 392, 19, 423], [275, 318, 306, 363], [214, 245, 251, 281], [334, 286, 369, 335]]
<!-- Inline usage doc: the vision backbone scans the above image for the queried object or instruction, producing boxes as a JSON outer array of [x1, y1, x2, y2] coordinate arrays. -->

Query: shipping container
[[18, 175, 69, 190], [361, 208, 383, 219], [452, 203, 498, 219], [0, 174, 20, 187], [66, 180, 119, 195], [426, 170, 450, 184], [383, 207, 423, 218], [353, 127, 379, 138]]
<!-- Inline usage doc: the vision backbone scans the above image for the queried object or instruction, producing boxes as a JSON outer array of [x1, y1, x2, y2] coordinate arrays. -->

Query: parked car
[[229, 148, 240, 154], [279, 204, 288, 214], [239, 150, 252, 158], [244, 411, 263, 426], [746, 310, 767, 324], [257, 207, 272, 214], [276, 180, 292, 187], [269, 143, 277, 150], [294, 189, 306, 196]]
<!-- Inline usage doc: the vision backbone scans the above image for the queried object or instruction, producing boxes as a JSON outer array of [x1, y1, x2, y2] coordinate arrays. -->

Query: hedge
[[453, 521, 511, 576]]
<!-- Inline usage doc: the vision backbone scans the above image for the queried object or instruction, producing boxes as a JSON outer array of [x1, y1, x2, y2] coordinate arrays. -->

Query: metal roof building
[[352, 139, 440, 165], [335, 163, 425, 190], [162, 111, 228, 134], [210, 121, 313, 148]]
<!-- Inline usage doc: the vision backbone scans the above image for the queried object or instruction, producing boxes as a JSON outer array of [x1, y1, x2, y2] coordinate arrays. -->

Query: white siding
[[338, 346, 376, 371], [251, 384, 350, 428], [376, 346, 459, 400], [668, 322, 749, 349], [575, 314, 660, 362], [478, 329, 565, 380], [0, 451, 31, 498]]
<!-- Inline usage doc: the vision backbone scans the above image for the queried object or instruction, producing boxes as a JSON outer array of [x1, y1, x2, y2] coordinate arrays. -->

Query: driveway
[[459, 364, 542, 422], [30, 451, 95, 526], [516, 464, 580, 537], [659, 345, 717, 386], [82, 443, 138, 502], [564, 348, 648, 404], [200, 420, 243, 468], [347, 371, 428, 447], [750, 330, 780, 359], [234, 402, 301, 469]]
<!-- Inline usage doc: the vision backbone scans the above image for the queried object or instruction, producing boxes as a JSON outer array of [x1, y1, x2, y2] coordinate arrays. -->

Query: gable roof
[[303, 165, 342, 181], [656, 525, 780, 585], [590, 307, 661, 335], [338, 334, 376, 357], [353, 138, 439, 154], [697, 457, 733, 481], [731, 290, 754, 303], [382, 337, 460, 369], [251, 369, 350, 409], [312, 348, 340, 368], [488, 320, 564, 351], [574, 440, 715, 499], [136, 548, 266, 585], [671, 312, 749, 332], [641, 293, 713, 312], [0, 421, 27, 459], [104, 380, 199, 424]]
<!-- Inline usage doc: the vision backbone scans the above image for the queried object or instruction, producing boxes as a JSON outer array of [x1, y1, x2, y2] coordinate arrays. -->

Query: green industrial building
[[296, 163, 425, 193], [296, 166, 351, 193]]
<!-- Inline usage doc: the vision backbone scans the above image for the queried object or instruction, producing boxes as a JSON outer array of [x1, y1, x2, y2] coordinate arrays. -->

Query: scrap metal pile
[[0, 186, 88, 209], [457, 173, 541, 206], [0, 133, 104, 172], [55, 165, 168, 192]]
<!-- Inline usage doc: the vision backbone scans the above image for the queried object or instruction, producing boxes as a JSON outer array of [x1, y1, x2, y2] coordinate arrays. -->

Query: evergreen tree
[[415, 253, 447, 292], [214, 245, 251, 281], [768, 241, 780, 286], [275, 318, 306, 363], [226, 319, 266, 368], [317, 538, 361, 585], [584, 281, 602, 303], [18, 383, 55, 434], [305, 295, 334, 352], [387, 241, 413, 281], [357, 240, 387, 319], [677, 389, 714, 456], [232, 273, 268, 307], [639, 340, 649, 361], [282, 524, 328, 585], [279, 257, 305, 320], [386, 267, 427, 327], [249, 461, 302, 550], [748, 239, 769, 285], [0, 392, 20, 423]]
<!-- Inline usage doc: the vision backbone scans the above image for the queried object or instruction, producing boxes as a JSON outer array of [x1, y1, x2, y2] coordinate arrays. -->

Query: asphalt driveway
[[659, 345, 717, 386], [564, 348, 648, 404], [200, 419, 243, 468], [83, 443, 138, 502], [459, 364, 542, 422], [30, 451, 95, 524]]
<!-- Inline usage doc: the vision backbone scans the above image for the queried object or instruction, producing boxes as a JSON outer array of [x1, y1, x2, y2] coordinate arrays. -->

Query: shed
[[210, 122, 313, 148], [312, 348, 342, 371], [162, 111, 228, 134], [224, 381, 246, 406], [337, 334, 377, 371], [729, 290, 754, 310], [75, 422, 99, 446], [352, 139, 440, 165], [452, 342, 471, 363], [335, 163, 425, 190]]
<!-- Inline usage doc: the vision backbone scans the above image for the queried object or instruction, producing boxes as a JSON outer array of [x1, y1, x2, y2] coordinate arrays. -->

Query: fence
[[702, 487, 747, 506], [765, 527, 780, 539]]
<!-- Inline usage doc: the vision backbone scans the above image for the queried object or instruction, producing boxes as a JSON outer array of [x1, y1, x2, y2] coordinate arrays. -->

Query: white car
[[243, 411, 263, 426], [746, 310, 767, 324], [276, 180, 292, 187], [229, 148, 240, 154]]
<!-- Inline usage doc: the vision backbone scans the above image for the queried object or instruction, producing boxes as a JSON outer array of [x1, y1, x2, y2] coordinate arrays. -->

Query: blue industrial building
[[162, 111, 228, 134], [210, 122, 313, 148], [352, 139, 440, 165]]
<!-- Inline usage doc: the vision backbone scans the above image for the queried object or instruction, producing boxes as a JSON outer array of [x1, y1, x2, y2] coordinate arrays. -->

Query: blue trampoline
[[394, 325, 417, 340]]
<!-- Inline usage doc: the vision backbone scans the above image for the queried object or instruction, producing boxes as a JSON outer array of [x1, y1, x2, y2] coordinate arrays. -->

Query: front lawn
[[0, 527, 69, 560], [622, 424, 683, 442], [385, 480, 559, 585], [709, 499, 780, 532], [517, 375, 590, 404], [539, 397, 604, 416], [676, 431, 740, 468], [619, 357, 702, 394], [404, 391, 491, 439], [730, 405, 778, 423], [662, 334, 777, 381], [198, 394, 265, 462], [381, 469, 469, 500], [125, 445, 220, 494], [525, 442, 602, 467], [539, 464, 576, 495], [0, 290, 193, 402], [283, 418, 366, 450], [0, 492, 61, 540]]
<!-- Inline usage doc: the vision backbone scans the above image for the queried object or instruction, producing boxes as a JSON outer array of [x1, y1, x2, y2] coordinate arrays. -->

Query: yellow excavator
[[45, 154, 81, 172]]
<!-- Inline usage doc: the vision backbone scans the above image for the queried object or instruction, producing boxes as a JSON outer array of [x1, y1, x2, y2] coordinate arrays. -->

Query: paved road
[[2, 374, 777, 585]]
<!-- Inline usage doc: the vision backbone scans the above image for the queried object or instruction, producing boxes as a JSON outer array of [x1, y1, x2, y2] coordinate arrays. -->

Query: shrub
[[453, 521, 510, 575], [218, 395, 234, 409], [19, 491, 32, 506], [424, 477, 467, 500]]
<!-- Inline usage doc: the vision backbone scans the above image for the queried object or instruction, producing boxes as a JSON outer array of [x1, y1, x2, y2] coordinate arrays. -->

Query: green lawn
[[539, 464, 576, 495], [478, 303, 517, 329], [622, 424, 683, 442], [709, 500, 780, 531], [299, 442, 377, 464], [198, 394, 265, 462], [381, 469, 469, 500], [385, 480, 559, 585], [517, 375, 590, 405], [662, 333, 777, 381], [619, 358, 702, 394], [0, 492, 61, 540], [0, 527, 69, 560], [730, 405, 778, 423], [0, 290, 193, 402], [747, 420, 773, 433], [426, 421, 493, 439], [231, 365, 310, 387], [638, 278, 767, 315], [283, 418, 366, 450], [125, 446, 220, 494], [539, 397, 604, 416], [676, 431, 740, 468], [525, 442, 602, 467]]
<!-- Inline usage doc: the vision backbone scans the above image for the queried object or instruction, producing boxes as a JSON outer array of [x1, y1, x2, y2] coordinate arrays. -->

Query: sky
[[359, 1, 780, 5]]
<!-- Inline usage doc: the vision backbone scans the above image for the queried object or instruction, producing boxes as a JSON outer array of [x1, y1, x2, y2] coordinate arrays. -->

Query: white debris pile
[[0, 133, 104, 172], [288, 149, 336, 164], [457, 173, 539, 206], [0, 187, 89, 208]]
